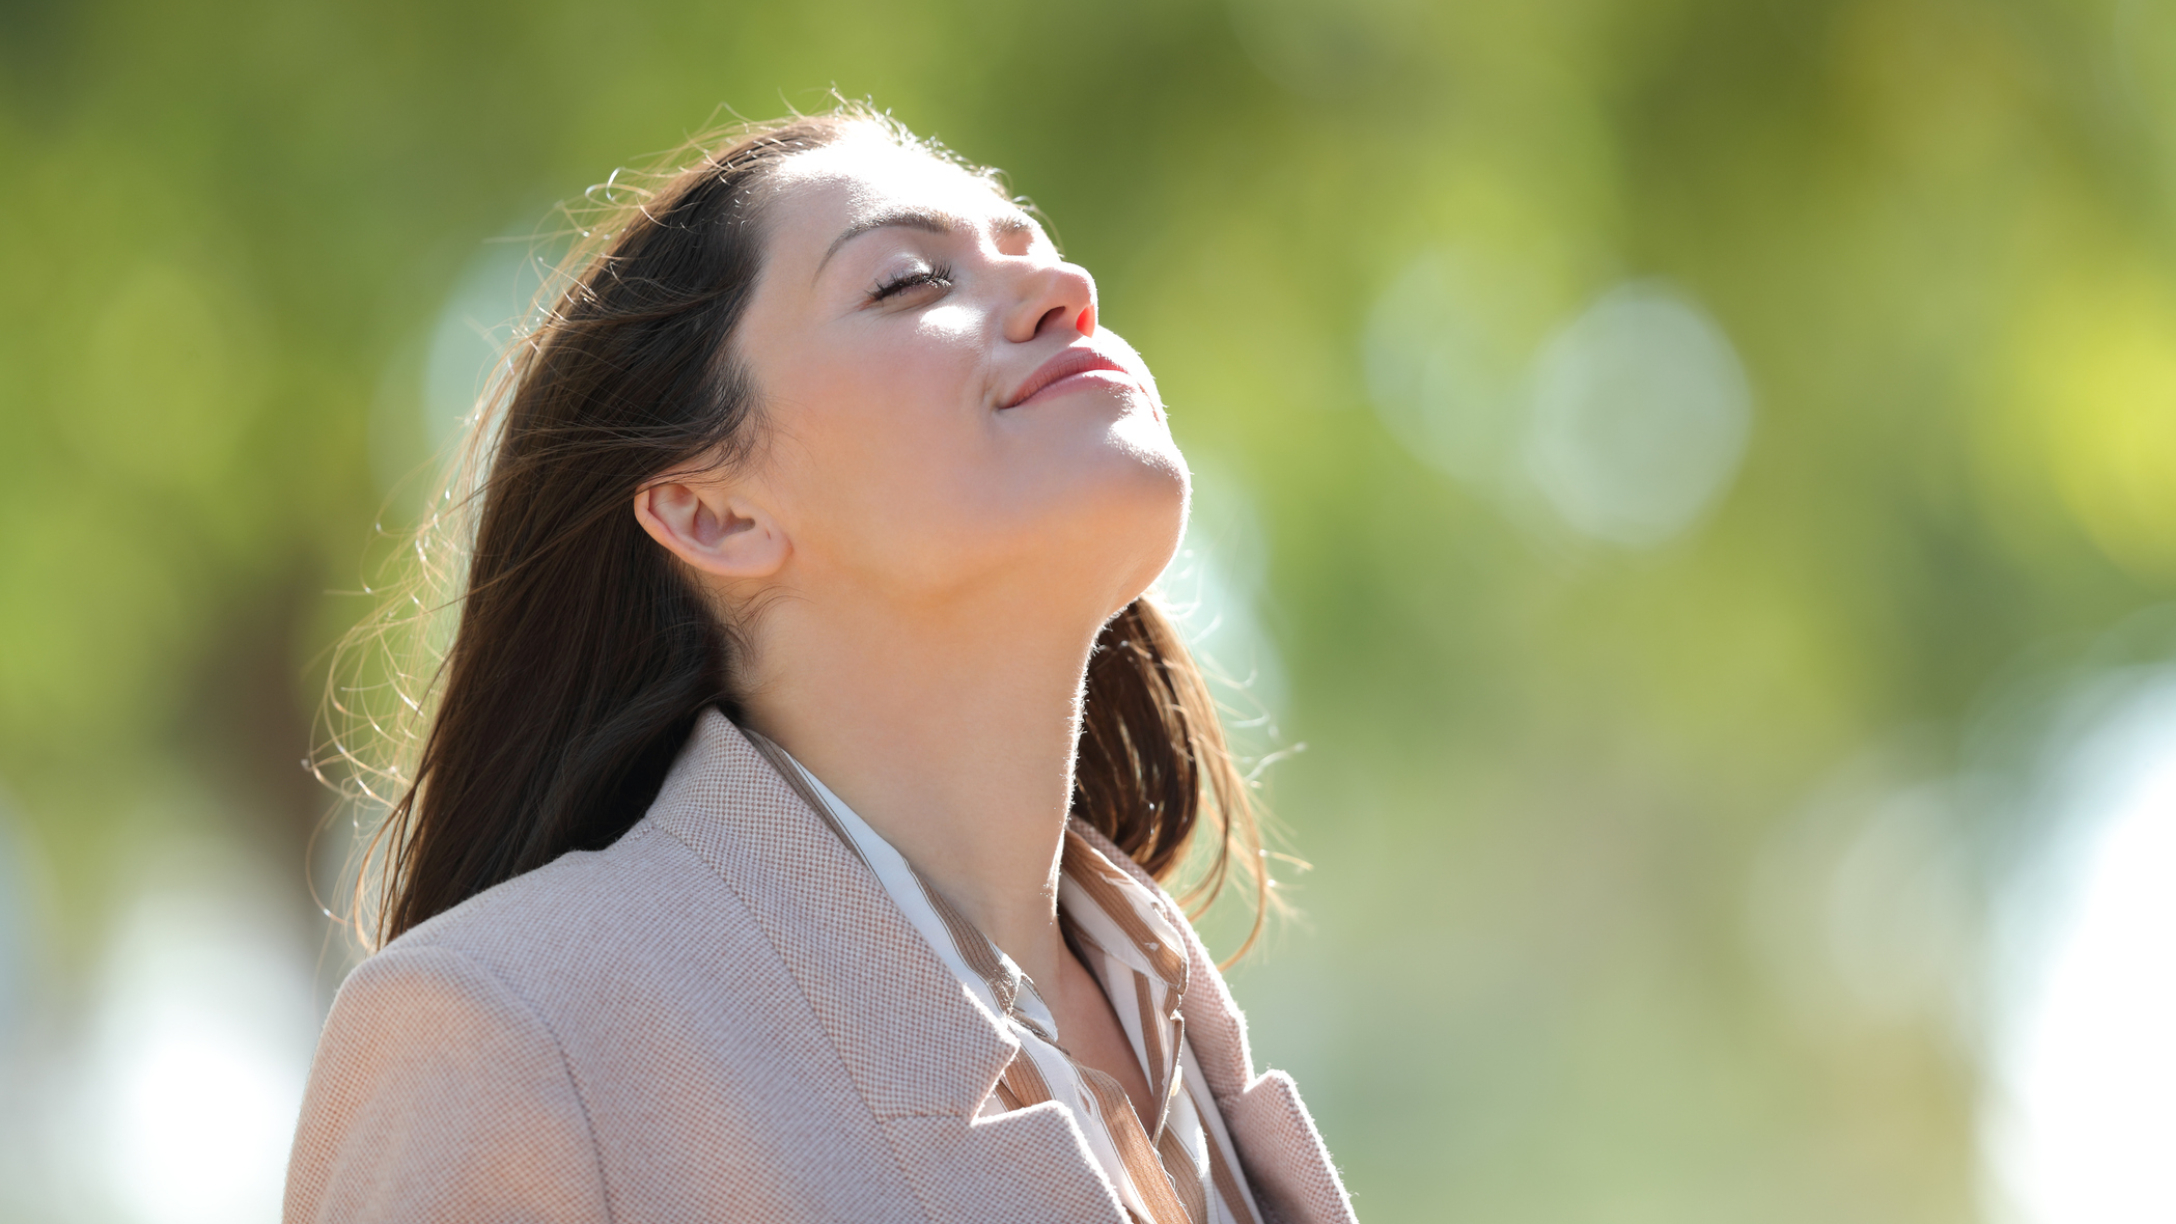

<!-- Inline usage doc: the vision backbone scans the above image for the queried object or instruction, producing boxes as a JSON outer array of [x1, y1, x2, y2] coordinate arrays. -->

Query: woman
[[288, 106, 1353, 1224]]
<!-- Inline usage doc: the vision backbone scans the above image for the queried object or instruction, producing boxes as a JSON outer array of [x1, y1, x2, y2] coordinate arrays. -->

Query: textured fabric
[[1070, 823, 1356, 1224], [286, 710, 1355, 1224], [754, 732, 1262, 1224]]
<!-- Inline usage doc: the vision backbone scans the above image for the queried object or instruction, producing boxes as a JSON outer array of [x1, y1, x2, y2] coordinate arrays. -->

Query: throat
[[736, 595, 1107, 988]]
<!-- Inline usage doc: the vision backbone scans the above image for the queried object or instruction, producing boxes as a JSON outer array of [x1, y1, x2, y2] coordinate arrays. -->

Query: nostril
[[1034, 305, 1070, 337]]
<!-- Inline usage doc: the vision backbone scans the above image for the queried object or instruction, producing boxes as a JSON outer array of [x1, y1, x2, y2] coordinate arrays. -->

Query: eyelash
[[871, 262, 955, 302]]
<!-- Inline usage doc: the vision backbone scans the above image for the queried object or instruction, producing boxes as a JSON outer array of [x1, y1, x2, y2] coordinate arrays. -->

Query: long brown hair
[[326, 106, 1268, 956]]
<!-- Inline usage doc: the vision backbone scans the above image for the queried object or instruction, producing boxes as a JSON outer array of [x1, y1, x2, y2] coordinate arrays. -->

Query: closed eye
[[870, 263, 955, 302]]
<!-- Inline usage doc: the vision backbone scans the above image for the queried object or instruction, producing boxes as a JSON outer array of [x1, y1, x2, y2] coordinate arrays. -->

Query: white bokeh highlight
[[82, 863, 318, 1224], [1986, 674, 2176, 1224], [1367, 259, 1754, 549], [1524, 282, 1753, 547], [1363, 249, 1545, 494]]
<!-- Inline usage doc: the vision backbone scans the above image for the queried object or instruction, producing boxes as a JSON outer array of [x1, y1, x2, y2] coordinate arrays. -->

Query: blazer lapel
[[645, 711, 1126, 1221]]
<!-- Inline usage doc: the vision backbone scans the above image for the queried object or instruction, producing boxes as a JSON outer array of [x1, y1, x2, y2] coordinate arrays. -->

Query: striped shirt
[[750, 735, 1264, 1224]]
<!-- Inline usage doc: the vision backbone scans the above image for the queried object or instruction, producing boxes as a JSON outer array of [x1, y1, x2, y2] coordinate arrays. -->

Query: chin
[[971, 404, 1190, 614], [1080, 429, 1191, 613]]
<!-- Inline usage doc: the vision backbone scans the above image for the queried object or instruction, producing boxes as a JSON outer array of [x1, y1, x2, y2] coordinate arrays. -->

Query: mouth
[[1002, 346, 1135, 409]]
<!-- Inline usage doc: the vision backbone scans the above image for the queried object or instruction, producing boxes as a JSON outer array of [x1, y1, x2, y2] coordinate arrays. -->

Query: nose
[[1003, 259, 1098, 344]]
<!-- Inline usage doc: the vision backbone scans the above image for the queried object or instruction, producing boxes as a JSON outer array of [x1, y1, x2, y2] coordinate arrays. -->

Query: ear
[[632, 474, 790, 581]]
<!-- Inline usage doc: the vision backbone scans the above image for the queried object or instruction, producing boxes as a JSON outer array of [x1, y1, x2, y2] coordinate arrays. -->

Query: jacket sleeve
[[284, 944, 610, 1224]]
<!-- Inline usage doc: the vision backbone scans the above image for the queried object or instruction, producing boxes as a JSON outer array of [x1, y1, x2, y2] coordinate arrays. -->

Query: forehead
[[761, 132, 1018, 251]]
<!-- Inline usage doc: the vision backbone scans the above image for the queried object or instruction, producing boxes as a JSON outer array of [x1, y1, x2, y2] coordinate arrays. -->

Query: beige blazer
[[286, 711, 1355, 1223]]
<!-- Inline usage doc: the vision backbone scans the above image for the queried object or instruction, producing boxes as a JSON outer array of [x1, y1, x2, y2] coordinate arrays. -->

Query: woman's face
[[728, 131, 1189, 630]]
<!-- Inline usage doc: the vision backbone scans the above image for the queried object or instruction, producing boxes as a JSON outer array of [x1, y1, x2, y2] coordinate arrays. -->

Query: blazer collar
[[643, 709, 1019, 1120], [645, 708, 1267, 1117], [642, 711, 1352, 1224]]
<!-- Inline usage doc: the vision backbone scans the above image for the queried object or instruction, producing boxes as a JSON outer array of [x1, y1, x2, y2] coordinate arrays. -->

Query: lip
[[1003, 346, 1134, 409]]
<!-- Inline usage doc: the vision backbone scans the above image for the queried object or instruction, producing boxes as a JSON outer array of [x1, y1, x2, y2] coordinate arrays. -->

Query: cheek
[[767, 316, 993, 547]]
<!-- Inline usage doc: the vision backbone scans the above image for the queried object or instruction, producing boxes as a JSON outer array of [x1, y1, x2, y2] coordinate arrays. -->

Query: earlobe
[[632, 480, 790, 580]]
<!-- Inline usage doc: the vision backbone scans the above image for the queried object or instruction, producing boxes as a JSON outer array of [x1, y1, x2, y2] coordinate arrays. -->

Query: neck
[[737, 583, 1102, 992]]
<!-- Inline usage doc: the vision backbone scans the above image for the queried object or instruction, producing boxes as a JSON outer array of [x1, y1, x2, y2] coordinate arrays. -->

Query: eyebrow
[[815, 206, 1038, 279]]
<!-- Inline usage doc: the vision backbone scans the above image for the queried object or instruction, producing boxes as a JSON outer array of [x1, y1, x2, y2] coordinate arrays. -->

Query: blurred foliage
[[5, 0, 2176, 1220]]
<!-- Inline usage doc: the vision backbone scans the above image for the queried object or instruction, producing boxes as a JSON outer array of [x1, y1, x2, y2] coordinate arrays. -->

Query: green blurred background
[[6, 0, 2176, 1220]]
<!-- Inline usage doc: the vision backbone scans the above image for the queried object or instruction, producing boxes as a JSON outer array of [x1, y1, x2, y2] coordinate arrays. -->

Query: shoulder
[[289, 941, 613, 1222], [371, 813, 797, 1046], [390, 821, 706, 970], [383, 709, 784, 974], [290, 816, 835, 1220], [306, 820, 720, 1123], [335, 707, 852, 1050], [292, 712, 938, 1221], [305, 941, 588, 1118]]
